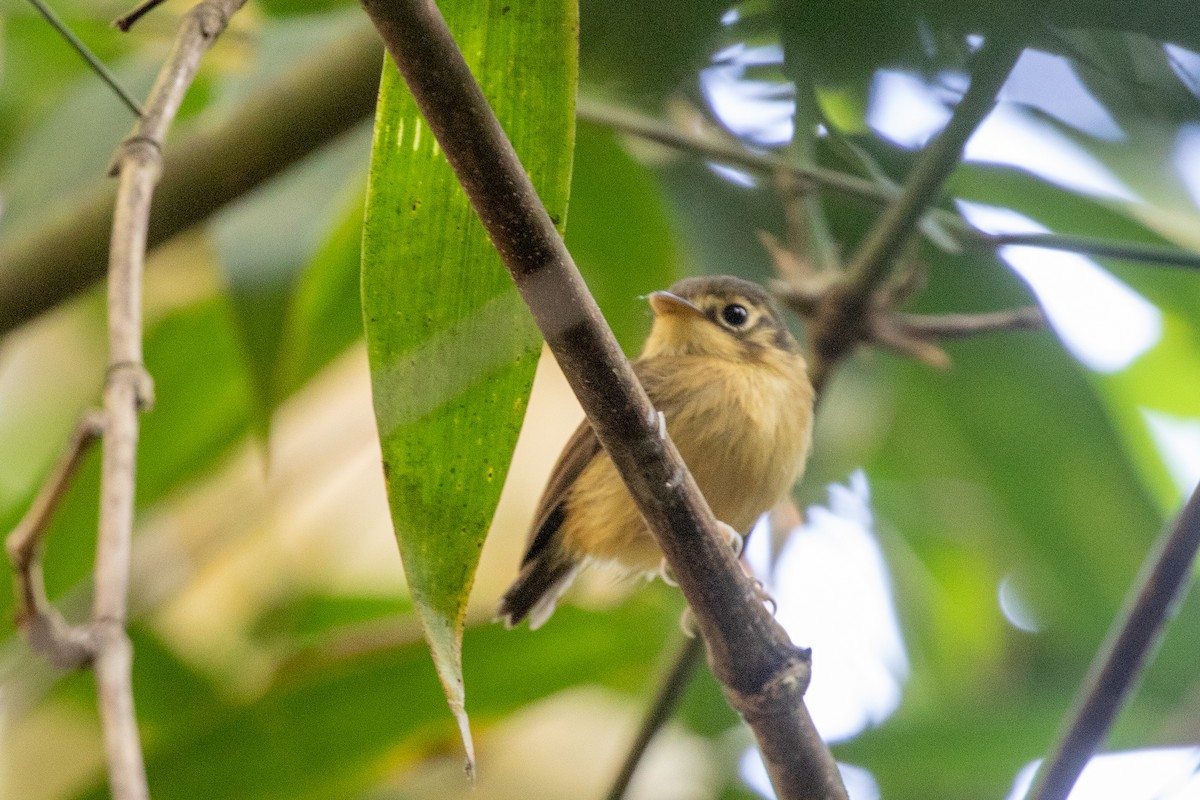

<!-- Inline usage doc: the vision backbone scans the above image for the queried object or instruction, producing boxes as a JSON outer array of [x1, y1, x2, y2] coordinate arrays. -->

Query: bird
[[497, 275, 815, 629]]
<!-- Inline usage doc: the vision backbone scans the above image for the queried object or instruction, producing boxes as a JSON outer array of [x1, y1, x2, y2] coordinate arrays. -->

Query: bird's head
[[642, 275, 802, 364]]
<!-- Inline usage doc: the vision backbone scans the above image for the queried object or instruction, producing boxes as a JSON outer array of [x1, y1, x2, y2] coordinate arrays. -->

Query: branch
[[358, 1, 846, 797], [865, 306, 1048, 369], [113, 0, 170, 31], [605, 635, 705, 800], [973, 231, 1200, 271], [840, 39, 1021, 296], [11, 2, 252, 798], [578, 96, 890, 207], [806, 37, 1023, 386], [576, 99, 1200, 274], [0, 20, 382, 336], [1027, 482, 1200, 800], [5, 412, 105, 669]]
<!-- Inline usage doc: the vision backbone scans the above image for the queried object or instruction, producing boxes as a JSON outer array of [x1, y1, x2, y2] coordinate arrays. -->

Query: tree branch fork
[[7, 2, 247, 799]]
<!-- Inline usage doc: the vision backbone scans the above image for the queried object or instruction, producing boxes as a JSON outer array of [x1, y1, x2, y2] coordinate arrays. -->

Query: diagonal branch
[[806, 36, 1023, 389], [838, 38, 1021, 298], [359, 1, 845, 797], [604, 634, 706, 800], [6, 412, 106, 670], [1027, 482, 1200, 800], [114, 0, 170, 31]]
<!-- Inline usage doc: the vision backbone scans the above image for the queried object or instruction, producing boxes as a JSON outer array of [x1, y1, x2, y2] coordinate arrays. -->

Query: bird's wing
[[522, 357, 667, 566], [520, 416, 603, 566]]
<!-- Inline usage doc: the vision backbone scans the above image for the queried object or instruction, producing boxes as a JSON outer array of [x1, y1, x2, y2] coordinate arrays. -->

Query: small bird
[[498, 275, 815, 628]]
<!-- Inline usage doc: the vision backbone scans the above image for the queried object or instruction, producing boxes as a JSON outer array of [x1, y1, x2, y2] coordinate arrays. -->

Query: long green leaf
[[361, 0, 576, 771]]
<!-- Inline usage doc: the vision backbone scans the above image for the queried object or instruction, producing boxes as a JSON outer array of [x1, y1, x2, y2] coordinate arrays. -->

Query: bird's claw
[[718, 522, 744, 557], [750, 577, 777, 615], [658, 557, 679, 587], [679, 606, 697, 638]]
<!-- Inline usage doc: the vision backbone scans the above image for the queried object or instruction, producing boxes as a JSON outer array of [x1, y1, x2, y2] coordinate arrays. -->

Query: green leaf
[[953, 162, 1200, 511], [212, 123, 371, 436], [361, 0, 577, 771]]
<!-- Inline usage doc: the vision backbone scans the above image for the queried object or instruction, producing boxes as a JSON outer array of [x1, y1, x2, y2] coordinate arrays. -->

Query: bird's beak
[[648, 291, 705, 318]]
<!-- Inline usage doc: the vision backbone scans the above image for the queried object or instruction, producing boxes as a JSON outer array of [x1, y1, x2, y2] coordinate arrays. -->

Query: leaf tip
[[455, 707, 477, 783]]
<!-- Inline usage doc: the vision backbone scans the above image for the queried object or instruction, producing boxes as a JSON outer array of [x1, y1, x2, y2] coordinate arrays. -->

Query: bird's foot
[[718, 522, 744, 557], [678, 606, 697, 638], [749, 576, 778, 616], [658, 557, 679, 587]]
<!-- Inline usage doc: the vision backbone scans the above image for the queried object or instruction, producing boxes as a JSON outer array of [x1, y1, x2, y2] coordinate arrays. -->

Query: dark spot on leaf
[[549, 213, 560, 226], [501, 5, 510, 13]]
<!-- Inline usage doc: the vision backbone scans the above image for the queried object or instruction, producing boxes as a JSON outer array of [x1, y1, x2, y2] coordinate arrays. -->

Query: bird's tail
[[496, 551, 580, 630]]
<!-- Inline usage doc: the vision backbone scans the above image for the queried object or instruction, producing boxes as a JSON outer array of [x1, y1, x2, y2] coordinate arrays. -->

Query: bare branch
[[18, 1, 251, 797], [868, 318, 952, 370], [5, 412, 105, 669], [578, 96, 889, 208], [1028, 482, 1200, 800], [974, 231, 1200, 271], [359, 1, 846, 796], [113, 0, 169, 31], [892, 307, 1047, 339], [808, 36, 1023, 384]]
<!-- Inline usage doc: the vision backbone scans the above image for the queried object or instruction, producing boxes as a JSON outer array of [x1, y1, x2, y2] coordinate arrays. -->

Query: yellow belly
[[561, 354, 813, 572]]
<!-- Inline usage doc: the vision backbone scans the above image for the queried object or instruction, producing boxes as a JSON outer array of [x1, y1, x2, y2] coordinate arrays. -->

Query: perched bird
[[498, 275, 815, 628]]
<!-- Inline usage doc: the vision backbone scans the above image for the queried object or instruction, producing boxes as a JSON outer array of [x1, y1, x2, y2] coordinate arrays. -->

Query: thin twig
[[576, 98, 1200, 274], [359, 1, 846, 797], [0, 20, 383, 336], [24, 0, 145, 117], [578, 96, 888, 207], [975, 232, 1200, 270], [605, 634, 705, 800], [1027, 482, 1200, 800], [6, 412, 106, 669], [113, 0, 169, 31], [78, 1, 249, 797], [891, 307, 1047, 339]]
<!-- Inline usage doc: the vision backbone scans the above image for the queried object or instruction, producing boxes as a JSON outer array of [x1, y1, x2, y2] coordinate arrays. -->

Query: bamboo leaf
[[361, 0, 576, 774]]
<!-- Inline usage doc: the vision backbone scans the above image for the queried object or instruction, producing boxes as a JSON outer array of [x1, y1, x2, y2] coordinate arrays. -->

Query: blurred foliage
[[1, 1, 1199, 799]]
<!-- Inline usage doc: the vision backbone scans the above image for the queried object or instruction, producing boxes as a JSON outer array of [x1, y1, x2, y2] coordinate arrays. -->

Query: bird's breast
[[648, 354, 814, 533]]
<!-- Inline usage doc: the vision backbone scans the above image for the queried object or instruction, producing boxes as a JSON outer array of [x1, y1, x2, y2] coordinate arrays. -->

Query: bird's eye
[[721, 303, 749, 327]]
